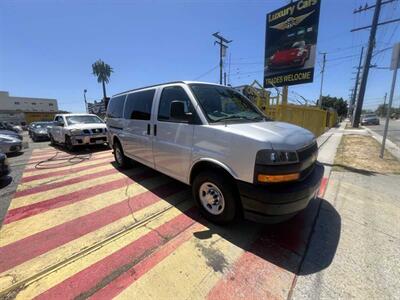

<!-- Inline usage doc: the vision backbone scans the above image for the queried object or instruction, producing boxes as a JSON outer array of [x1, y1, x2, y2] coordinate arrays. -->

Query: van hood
[[222, 121, 315, 151], [66, 123, 106, 130]]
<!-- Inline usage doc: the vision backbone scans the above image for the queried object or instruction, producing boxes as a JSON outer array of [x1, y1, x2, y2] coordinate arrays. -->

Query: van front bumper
[[237, 163, 324, 223]]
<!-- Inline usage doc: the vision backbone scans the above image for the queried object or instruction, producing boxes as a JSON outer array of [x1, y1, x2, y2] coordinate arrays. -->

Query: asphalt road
[[365, 118, 400, 148], [0, 132, 50, 225], [0, 132, 109, 225]]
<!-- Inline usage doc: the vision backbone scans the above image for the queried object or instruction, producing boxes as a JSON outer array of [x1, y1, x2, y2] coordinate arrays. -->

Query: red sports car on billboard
[[267, 41, 310, 70]]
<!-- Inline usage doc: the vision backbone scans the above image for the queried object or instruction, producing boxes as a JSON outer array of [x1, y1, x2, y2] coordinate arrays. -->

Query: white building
[[0, 91, 58, 124]]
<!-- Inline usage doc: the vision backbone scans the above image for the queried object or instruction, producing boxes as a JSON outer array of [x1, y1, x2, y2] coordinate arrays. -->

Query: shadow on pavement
[[115, 161, 341, 276], [6, 152, 24, 158], [0, 176, 13, 189]]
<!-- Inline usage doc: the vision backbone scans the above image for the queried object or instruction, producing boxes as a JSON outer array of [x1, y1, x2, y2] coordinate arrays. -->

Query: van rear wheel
[[192, 171, 238, 224], [114, 141, 130, 169]]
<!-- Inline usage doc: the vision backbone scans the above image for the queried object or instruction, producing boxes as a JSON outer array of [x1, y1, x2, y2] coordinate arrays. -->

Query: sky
[[1, 0, 399, 113]]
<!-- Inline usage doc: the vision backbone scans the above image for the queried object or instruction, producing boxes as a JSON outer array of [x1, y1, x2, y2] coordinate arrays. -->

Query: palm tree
[[92, 59, 113, 100]]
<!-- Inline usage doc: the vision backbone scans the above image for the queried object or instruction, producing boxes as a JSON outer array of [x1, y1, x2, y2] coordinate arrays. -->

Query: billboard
[[264, 0, 321, 88]]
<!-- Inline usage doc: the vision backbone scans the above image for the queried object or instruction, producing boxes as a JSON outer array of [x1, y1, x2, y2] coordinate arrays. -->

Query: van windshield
[[189, 84, 266, 123]]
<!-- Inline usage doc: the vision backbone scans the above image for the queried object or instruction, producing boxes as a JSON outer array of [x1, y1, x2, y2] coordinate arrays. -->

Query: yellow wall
[[264, 104, 327, 137], [24, 112, 57, 124]]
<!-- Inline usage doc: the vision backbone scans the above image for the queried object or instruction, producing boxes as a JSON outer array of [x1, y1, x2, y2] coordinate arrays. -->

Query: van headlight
[[256, 149, 299, 165], [255, 149, 300, 183]]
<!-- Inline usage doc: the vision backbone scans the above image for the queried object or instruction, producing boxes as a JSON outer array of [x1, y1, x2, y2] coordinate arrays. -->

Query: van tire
[[192, 171, 238, 224], [113, 141, 130, 169]]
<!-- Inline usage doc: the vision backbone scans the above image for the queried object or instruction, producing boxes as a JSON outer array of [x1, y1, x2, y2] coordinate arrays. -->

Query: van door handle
[[147, 124, 150, 135], [154, 124, 157, 136]]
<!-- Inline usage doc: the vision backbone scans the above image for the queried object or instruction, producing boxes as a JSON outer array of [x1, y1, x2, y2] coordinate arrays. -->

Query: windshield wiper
[[215, 115, 264, 122]]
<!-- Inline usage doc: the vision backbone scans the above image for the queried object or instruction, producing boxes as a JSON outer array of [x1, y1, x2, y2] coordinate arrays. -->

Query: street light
[[83, 89, 88, 113]]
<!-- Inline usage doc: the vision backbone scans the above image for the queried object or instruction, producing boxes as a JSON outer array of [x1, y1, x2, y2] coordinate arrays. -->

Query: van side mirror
[[170, 100, 191, 121]]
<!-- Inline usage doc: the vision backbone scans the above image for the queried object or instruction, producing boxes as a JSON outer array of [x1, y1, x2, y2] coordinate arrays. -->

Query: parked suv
[[49, 113, 108, 151], [106, 81, 323, 224]]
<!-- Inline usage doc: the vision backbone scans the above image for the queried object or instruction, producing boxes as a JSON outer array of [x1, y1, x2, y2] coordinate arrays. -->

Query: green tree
[[375, 104, 400, 117], [320, 95, 348, 117], [92, 59, 113, 100]]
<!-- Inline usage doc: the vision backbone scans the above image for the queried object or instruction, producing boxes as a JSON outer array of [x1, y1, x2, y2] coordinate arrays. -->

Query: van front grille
[[297, 142, 318, 162]]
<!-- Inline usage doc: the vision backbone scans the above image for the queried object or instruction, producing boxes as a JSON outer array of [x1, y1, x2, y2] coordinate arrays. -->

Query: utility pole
[[380, 43, 400, 158], [228, 53, 232, 86], [383, 92, 387, 107], [350, 47, 364, 121], [212, 32, 232, 85], [351, 0, 400, 127], [352, 0, 382, 127], [318, 52, 327, 108]]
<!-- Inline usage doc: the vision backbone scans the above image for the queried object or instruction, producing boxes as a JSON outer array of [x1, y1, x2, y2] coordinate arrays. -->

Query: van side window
[[107, 95, 126, 118], [158, 86, 191, 122], [124, 90, 155, 120]]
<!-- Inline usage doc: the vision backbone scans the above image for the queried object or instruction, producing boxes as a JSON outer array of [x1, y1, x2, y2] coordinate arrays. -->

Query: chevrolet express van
[[106, 81, 323, 224]]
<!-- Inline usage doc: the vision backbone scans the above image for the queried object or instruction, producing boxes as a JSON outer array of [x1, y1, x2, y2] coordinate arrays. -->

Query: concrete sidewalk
[[292, 124, 400, 299]]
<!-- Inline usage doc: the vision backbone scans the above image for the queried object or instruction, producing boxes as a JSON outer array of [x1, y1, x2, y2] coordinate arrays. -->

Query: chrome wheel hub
[[199, 182, 225, 215], [115, 147, 123, 164]]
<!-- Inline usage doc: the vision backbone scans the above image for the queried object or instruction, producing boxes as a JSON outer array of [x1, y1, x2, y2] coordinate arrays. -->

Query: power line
[[193, 65, 219, 81], [326, 54, 360, 62]]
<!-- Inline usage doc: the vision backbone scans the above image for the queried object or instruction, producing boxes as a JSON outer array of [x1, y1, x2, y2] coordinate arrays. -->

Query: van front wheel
[[114, 141, 130, 169], [192, 171, 238, 224]]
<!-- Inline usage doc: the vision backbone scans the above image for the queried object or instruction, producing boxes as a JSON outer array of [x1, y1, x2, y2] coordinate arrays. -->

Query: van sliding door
[[153, 86, 194, 183], [123, 89, 156, 168]]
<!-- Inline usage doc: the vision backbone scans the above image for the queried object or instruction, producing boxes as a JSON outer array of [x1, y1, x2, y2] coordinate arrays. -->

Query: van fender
[[189, 158, 238, 183]]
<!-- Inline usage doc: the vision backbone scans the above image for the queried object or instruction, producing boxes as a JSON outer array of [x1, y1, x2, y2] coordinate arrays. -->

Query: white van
[[106, 81, 323, 224]]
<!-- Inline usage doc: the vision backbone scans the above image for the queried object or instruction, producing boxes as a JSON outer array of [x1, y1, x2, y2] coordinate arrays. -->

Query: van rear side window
[[124, 90, 155, 120], [107, 95, 126, 118]]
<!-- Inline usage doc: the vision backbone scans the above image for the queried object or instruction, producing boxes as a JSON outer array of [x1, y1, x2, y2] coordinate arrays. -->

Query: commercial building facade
[[0, 91, 58, 124]]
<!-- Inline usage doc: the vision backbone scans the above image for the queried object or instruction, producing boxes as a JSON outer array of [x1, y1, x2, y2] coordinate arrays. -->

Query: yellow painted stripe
[[115, 223, 259, 300], [16, 164, 116, 192], [22, 155, 113, 177], [10, 166, 146, 210], [0, 191, 192, 292], [0, 176, 170, 247], [14, 200, 193, 299]]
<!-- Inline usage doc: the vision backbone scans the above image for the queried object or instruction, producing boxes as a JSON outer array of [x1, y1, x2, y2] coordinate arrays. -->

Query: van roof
[[112, 81, 223, 97]]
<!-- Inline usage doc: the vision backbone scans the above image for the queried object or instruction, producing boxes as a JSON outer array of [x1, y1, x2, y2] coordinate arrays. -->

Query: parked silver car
[[0, 129, 22, 140], [29, 121, 52, 142], [0, 134, 23, 154], [361, 114, 380, 125], [106, 81, 323, 224]]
